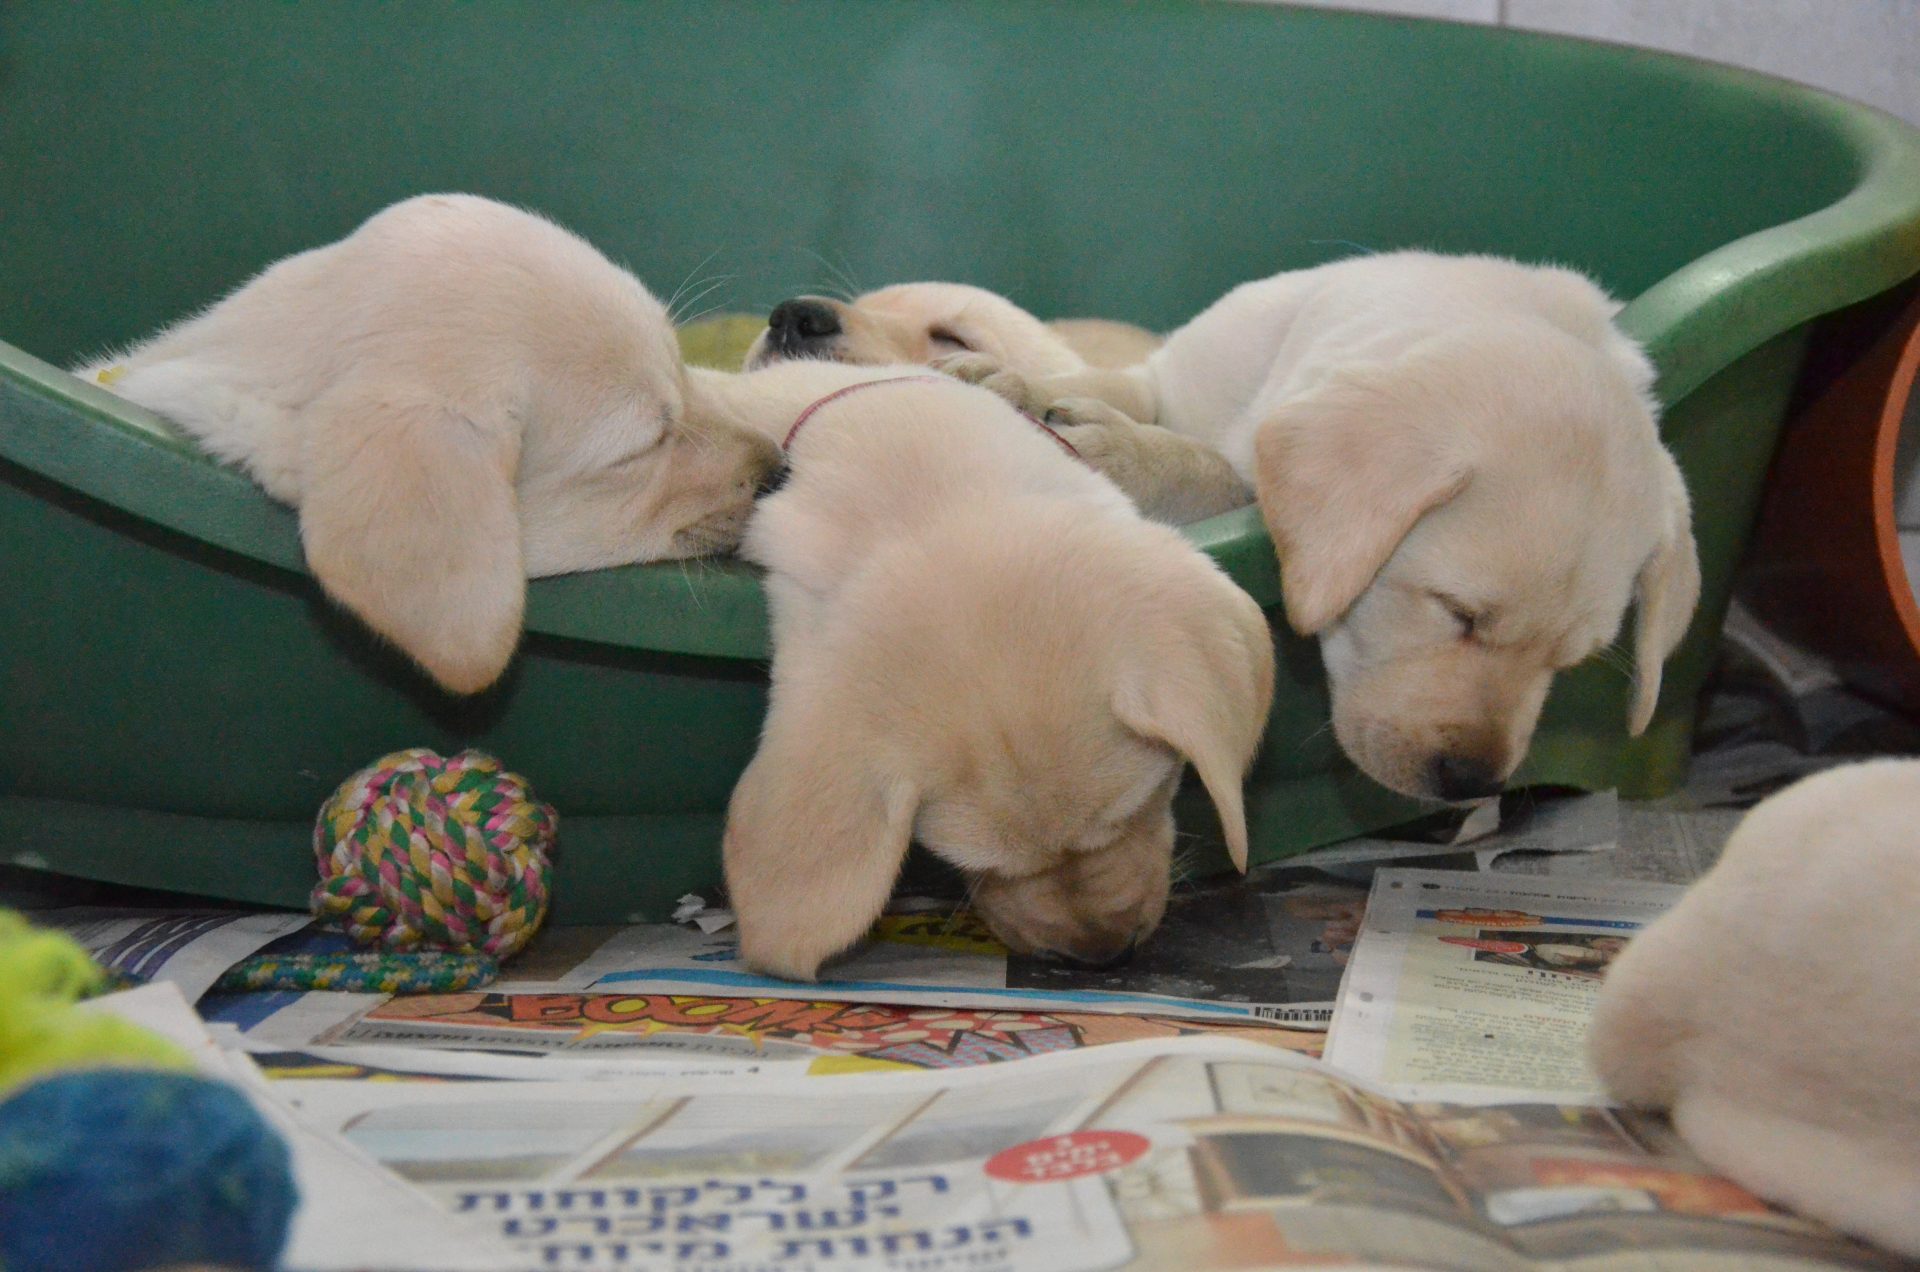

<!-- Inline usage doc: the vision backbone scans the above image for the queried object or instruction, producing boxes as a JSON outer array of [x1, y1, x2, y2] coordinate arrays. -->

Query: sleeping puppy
[[724, 367, 1275, 980], [1589, 759, 1920, 1257], [74, 194, 785, 694], [767, 254, 1700, 803], [743, 281, 1159, 374], [744, 283, 1249, 525]]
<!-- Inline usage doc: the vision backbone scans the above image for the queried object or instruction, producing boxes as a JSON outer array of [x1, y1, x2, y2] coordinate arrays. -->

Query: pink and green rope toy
[[310, 748, 557, 961]]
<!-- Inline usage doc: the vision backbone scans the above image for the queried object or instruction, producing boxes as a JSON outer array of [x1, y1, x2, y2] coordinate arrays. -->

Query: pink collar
[[782, 374, 1083, 461]]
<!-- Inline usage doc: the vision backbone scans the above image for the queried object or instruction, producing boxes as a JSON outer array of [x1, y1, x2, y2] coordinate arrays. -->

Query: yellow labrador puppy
[[754, 254, 1699, 803], [1590, 759, 1920, 1257], [745, 282, 1158, 373], [75, 194, 787, 694], [725, 366, 1275, 980], [743, 283, 1243, 525]]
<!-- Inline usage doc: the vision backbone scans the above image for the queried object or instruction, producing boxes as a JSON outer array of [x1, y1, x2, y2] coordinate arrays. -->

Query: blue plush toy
[[0, 1070, 297, 1272]]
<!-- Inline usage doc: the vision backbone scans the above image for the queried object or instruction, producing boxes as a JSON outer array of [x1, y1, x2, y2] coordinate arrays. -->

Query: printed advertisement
[[276, 1037, 1899, 1271], [1324, 869, 1686, 1102], [317, 991, 1322, 1070], [565, 865, 1369, 1029]]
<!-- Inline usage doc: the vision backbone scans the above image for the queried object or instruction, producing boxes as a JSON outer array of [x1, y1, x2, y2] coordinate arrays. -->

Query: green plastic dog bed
[[4, 1, 1920, 920]]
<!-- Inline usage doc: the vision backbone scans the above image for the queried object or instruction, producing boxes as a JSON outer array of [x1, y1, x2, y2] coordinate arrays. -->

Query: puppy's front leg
[[930, 352, 1049, 415], [1046, 398, 1253, 525], [933, 353, 1158, 423]]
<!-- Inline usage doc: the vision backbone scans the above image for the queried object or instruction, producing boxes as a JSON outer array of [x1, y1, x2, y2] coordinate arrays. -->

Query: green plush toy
[[0, 911, 191, 1095], [676, 312, 766, 372]]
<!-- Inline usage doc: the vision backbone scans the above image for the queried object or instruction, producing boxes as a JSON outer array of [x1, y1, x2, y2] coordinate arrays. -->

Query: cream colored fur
[[74, 194, 794, 694], [794, 255, 1699, 801], [1589, 759, 1920, 1257], [725, 368, 1274, 980], [743, 283, 1247, 525]]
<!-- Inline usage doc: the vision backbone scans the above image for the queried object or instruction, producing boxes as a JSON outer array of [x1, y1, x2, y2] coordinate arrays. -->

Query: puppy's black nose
[[1432, 754, 1504, 803], [1052, 938, 1138, 973], [767, 298, 841, 351]]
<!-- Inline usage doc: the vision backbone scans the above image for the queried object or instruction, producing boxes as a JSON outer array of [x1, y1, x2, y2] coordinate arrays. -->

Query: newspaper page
[[244, 1044, 775, 1083], [275, 1036, 1900, 1272], [309, 990, 1321, 1070], [567, 863, 1368, 1029], [80, 983, 518, 1271], [36, 906, 312, 1000], [1324, 868, 1686, 1102]]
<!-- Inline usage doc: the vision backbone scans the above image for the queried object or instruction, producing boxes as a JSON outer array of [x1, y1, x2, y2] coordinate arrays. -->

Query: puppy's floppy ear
[[724, 680, 920, 980], [1252, 376, 1472, 635], [1627, 454, 1701, 736], [1113, 574, 1276, 873], [299, 389, 526, 694]]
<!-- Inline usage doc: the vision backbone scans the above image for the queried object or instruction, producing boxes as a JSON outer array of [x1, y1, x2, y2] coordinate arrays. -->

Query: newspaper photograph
[[275, 1036, 1900, 1272], [311, 990, 1321, 1070], [1324, 868, 1687, 1102], [37, 906, 312, 1001], [567, 864, 1370, 1029]]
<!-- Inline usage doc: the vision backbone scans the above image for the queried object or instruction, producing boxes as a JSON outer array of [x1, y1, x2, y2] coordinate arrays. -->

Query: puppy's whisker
[[832, 250, 865, 297], [1592, 646, 1635, 680], [664, 247, 726, 315], [674, 559, 715, 612], [668, 276, 737, 326], [1306, 238, 1380, 259], [674, 301, 733, 331], [946, 875, 986, 933], [798, 246, 862, 302]]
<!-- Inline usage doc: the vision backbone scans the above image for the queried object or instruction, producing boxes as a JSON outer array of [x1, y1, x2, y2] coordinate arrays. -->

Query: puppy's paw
[[1051, 420, 1132, 475], [1043, 396, 1131, 430], [931, 352, 1042, 413], [929, 351, 1004, 383]]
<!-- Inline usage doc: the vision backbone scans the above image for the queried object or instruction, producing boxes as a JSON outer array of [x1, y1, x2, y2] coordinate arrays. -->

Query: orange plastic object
[[1742, 287, 1920, 710]]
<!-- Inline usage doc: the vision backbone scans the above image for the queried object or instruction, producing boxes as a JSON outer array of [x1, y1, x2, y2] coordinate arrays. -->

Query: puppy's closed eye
[[928, 327, 974, 354], [1431, 592, 1482, 640]]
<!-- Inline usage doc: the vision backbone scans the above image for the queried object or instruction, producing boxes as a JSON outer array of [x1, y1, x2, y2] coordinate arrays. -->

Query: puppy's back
[[741, 375, 1135, 599], [1590, 759, 1920, 1253]]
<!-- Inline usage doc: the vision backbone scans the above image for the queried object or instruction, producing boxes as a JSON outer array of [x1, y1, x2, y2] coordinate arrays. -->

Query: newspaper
[[1324, 868, 1688, 1102], [274, 1035, 1901, 1271], [36, 906, 311, 1000], [233, 1039, 776, 1083], [80, 983, 518, 1271], [568, 863, 1369, 1029], [309, 990, 1321, 1070], [1287, 789, 1617, 874]]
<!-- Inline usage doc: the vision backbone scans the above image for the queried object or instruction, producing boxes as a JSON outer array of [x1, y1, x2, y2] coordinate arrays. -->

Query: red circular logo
[[984, 1131, 1151, 1183]]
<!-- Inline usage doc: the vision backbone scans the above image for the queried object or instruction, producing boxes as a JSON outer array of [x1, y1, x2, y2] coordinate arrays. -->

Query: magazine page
[[36, 906, 312, 1000], [310, 989, 1320, 1071], [1323, 868, 1686, 1102], [271, 1035, 1896, 1272], [566, 863, 1369, 1028], [277, 1036, 1273, 1272], [1402, 1100, 1902, 1271]]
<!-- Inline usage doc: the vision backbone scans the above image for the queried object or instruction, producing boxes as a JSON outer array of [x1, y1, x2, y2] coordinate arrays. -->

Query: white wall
[[1268, 0, 1920, 127]]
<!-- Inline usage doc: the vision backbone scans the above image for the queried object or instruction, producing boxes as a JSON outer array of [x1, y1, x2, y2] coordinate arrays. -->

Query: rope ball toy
[[310, 748, 557, 962]]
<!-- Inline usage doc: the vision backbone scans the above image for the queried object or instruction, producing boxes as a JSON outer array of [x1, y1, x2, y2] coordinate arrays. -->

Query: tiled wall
[[1268, 0, 1920, 127]]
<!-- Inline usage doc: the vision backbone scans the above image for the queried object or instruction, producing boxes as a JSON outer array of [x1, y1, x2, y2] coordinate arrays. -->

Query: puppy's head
[[1254, 321, 1699, 802], [744, 282, 1085, 378], [724, 510, 1275, 979]]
